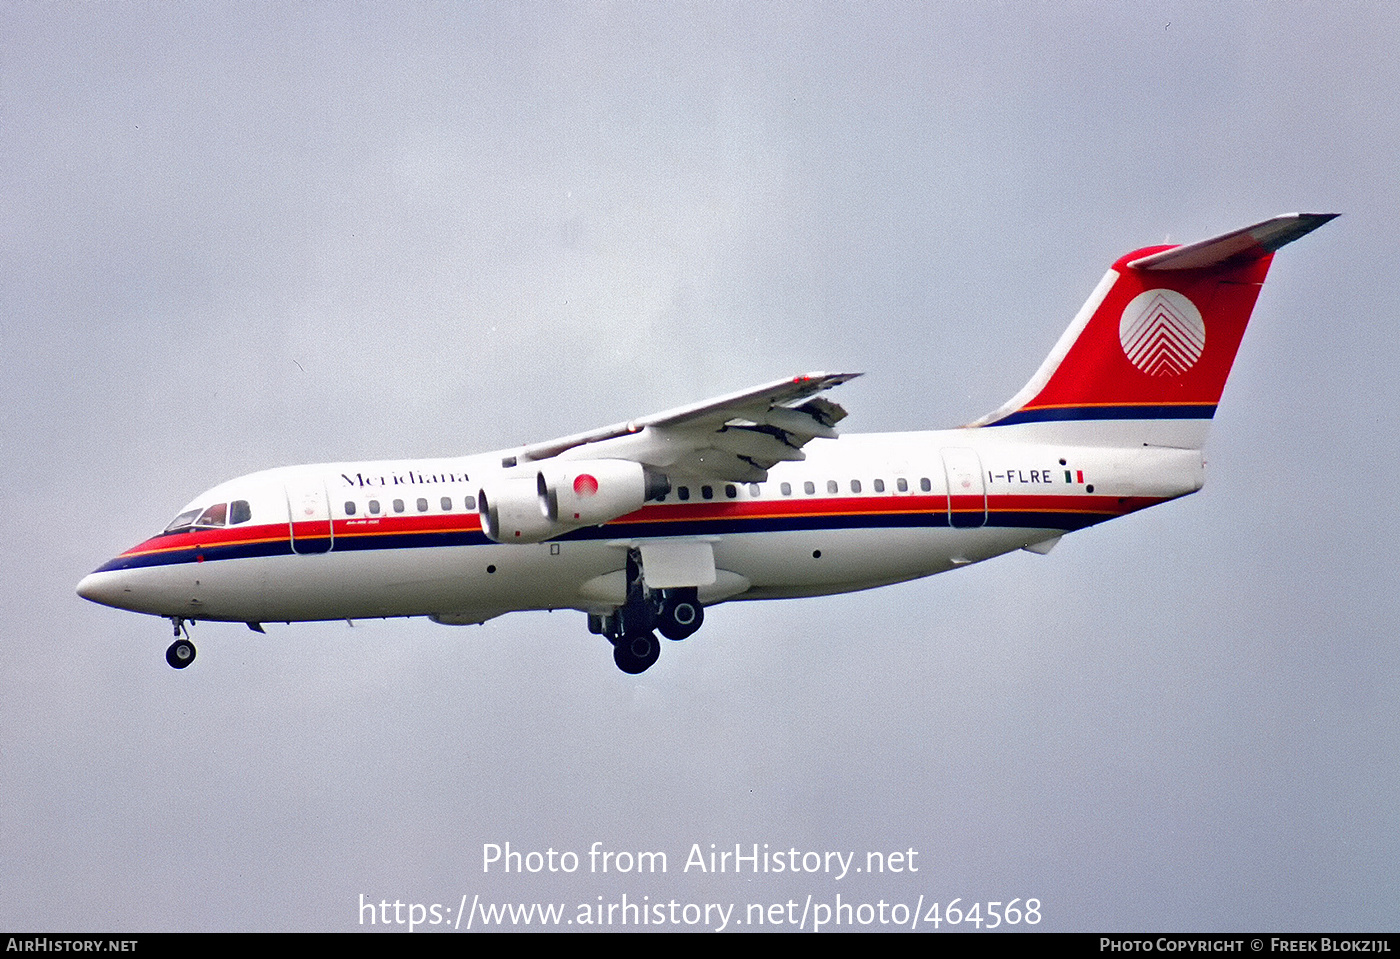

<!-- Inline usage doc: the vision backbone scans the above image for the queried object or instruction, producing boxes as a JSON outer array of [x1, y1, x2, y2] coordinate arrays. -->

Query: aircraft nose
[[77, 570, 129, 609]]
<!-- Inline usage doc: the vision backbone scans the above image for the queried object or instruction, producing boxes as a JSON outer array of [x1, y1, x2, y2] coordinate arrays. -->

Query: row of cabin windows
[[344, 494, 477, 517], [666, 477, 934, 502], [342, 478, 939, 515], [779, 476, 932, 496], [673, 484, 739, 502]]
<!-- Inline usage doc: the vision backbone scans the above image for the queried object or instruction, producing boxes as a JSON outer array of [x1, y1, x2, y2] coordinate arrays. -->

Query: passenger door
[[940, 448, 986, 529], [286, 478, 334, 554]]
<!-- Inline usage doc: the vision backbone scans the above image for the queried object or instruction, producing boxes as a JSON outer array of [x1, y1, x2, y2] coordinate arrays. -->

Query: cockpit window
[[163, 508, 202, 534], [163, 499, 251, 534], [195, 503, 228, 528]]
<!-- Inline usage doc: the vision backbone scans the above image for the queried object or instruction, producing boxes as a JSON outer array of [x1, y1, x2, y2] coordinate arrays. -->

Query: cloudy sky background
[[2, 2, 1396, 931]]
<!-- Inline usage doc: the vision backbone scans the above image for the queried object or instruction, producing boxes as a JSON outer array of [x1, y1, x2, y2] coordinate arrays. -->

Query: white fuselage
[[77, 428, 1203, 628]]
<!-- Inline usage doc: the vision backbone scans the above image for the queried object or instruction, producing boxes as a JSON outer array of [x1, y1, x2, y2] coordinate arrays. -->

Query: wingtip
[[798, 370, 864, 384], [1280, 212, 1341, 230]]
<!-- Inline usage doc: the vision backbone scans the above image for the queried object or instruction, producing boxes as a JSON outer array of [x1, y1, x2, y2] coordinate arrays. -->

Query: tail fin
[[970, 213, 1336, 448]]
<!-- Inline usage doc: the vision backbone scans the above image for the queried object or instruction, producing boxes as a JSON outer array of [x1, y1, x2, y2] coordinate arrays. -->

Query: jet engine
[[478, 460, 669, 544], [477, 472, 558, 544]]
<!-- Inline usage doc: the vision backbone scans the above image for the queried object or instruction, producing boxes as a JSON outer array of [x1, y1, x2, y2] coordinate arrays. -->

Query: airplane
[[77, 213, 1335, 674]]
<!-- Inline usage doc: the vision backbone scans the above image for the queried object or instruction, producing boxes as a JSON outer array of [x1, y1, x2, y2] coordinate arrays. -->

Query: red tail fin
[[972, 214, 1336, 447]]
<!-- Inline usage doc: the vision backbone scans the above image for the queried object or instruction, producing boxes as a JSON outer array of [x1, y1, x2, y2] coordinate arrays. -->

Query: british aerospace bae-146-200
[[78, 214, 1335, 674]]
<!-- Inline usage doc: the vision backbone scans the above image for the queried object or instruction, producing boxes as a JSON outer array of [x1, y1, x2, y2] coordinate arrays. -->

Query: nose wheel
[[166, 618, 196, 669]]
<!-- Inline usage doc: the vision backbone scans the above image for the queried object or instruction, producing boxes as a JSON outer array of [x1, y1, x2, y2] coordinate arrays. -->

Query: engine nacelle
[[478, 460, 669, 544], [539, 459, 669, 530], [477, 472, 561, 544]]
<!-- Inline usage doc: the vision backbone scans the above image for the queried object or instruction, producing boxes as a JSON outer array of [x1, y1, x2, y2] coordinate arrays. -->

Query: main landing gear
[[612, 630, 660, 675], [166, 617, 196, 669], [589, 551, 706, 674], [657, 587, 704, 641]]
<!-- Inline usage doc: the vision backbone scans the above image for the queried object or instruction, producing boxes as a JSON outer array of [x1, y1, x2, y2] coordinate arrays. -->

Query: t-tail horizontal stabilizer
[[969, 213, 1337, 448]]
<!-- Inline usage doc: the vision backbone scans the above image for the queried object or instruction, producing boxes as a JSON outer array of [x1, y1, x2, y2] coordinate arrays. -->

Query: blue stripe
[[989, 404, 1217, 426], [93, 529, 494, 572], [95, 538, 295, 572], [93, 507, 1125, 572]]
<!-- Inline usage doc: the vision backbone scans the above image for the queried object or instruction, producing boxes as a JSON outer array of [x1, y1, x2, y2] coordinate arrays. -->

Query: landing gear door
[[638, 540, 717, 589], [941, 448, 986, 529], [286, 478, 334, 554]]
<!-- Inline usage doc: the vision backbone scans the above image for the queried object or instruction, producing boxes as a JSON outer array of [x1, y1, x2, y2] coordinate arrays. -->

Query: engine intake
[[478, 473, 558, 544]]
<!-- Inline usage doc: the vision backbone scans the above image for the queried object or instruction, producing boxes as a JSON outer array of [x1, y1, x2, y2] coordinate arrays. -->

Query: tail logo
[[1118, 289, 1205, 377]]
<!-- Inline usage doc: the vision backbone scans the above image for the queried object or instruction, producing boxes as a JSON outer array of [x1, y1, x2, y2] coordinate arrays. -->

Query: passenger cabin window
[[804, 481, 815, 495], [465, 494, 477, 510], [781, 482, 792, 496], [345, 501, 357, 516], [368, 500, 381, 515], [701, 485, 713, 500], [897, 478, 909, 492], [441, 496, 453, 511], [678, 486, 691, 501], [873, 479, 885, 493], [417, 498, 429, 512], [851, 480, 862, 493], [827, 480, 838, 494], [393, 499, 405, 513], [920, 477, 932, 492], [725, 484, 737, 499]]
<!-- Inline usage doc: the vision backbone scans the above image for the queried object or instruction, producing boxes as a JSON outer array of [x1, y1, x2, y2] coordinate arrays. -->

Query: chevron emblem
[[1118, 289, 1205, 377]]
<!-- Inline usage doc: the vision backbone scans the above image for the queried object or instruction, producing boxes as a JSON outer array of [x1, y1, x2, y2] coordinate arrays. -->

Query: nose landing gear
[[165, 618, 196, 669]]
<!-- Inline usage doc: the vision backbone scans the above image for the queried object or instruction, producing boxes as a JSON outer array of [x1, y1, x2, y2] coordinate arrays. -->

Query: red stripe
[[117, 491, 1167, 559]]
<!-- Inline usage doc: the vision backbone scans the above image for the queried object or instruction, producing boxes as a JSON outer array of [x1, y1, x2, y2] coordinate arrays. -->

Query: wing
[[510, 372, 862, 483]]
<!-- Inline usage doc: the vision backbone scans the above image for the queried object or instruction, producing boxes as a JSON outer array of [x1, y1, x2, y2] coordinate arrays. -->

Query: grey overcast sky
[[2, 1, 1396, 932]]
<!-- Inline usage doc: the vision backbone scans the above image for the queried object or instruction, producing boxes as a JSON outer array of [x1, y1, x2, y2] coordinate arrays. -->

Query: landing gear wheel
[[613, 631, 660, 674], [658, 598, 703, 640], [166, 638, 196, 669]]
